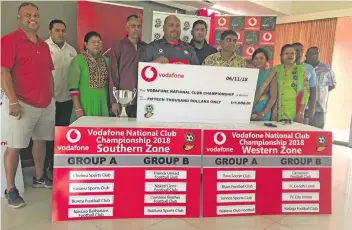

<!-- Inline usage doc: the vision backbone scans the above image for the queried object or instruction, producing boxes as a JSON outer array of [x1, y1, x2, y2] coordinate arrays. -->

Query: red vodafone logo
[[218, 17, 226, 26], [214, 132, 226, 145], [246, 47, 255, 56], [263, 32, 273, 41], [248, 17, 258, 27], [66, 129, 81, 143], [141, 66, 158, 82]]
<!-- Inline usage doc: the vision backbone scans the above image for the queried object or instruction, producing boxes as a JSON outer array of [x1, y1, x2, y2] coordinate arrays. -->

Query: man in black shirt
[[189, 20, 217, 64]]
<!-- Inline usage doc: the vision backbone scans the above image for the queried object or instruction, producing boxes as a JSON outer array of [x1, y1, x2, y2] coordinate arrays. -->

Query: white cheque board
[[137, 63, 259, 124]]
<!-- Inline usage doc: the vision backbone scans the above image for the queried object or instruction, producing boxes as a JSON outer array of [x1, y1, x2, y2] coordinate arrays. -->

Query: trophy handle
[[112, 87, 117, 96], [130, 88, 137, 104]]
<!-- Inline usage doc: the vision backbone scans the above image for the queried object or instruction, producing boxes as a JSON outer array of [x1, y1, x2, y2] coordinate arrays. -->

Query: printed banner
[[202, 130, 332, 217], [213, 16, 277, 67], [137, 62, 259, 124], [52, 127, 202, 221], [77, 1, 143, 55], [152, 11, 211, 43], [0, 90, 24, 197]]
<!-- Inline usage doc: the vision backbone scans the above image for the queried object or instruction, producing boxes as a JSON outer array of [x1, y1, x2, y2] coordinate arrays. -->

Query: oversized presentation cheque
[[137, 62, 259, 124]]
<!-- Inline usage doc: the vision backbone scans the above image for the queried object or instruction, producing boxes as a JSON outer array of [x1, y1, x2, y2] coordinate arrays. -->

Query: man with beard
[[140, 15, 199, 65], [293, 42, 317, 124], [203, 30, 247, 67], [45, 19, 77, 171], [305, 46, 336, 129], [1, 2, 55, 208], [109, 15, 147, 117], [189, 20, 217, 64]]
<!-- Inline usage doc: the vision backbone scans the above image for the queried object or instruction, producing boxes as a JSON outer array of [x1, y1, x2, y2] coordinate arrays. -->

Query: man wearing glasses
[[202, 30, 247, 67]]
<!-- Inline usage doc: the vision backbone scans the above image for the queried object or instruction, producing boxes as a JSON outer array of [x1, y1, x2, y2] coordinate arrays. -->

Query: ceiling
[[291, 1, 352, 15]]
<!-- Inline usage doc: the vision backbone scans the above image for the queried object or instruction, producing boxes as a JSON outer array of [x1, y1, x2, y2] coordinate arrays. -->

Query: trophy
[[112, 87, 137, 118]]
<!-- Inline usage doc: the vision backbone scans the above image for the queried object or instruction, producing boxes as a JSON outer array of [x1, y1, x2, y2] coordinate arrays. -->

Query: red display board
[[77, 1, 143, 54], [52, 127, 202, 221], [213, 16, 277, 67], [202, 130, 332, 217]]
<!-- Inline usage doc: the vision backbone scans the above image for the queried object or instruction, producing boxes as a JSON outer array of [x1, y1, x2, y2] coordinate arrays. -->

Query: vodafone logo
[[218, 17, 226, 26], [248, 17, 257, 27], [66, 129, 81, 143], [214, 132, 226, 145], [141, 66, 158, 82], [263, 32, 273, 41], [236, 32, 241, 41], [246, 47, 255, 56]]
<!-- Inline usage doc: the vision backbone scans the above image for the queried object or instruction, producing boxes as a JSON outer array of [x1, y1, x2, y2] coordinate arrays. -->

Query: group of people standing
[[251, 43, 336, 127], [1, 2, 336, 209]]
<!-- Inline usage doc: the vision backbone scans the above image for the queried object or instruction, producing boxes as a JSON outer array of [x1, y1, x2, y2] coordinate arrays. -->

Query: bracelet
[[9, 101, 19, 106], [75, 109, 82, 112], [260, 112, 265, 117]]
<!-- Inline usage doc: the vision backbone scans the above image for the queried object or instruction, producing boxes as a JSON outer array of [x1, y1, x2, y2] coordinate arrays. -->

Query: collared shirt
[[1, 28, 54, 108], [202, 52, 247, 67], [140, 37, 199, 65], [313, 61, 336, 112], [109, 37, 147, 105], [301, 62, 317, 88], [189, 39, 217, 64], [45, 38, 77, 102]]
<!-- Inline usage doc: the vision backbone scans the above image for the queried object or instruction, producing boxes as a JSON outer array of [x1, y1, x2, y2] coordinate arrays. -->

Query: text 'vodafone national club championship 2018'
[[202, 130, 332, 217], [52, 127, 202, 221]]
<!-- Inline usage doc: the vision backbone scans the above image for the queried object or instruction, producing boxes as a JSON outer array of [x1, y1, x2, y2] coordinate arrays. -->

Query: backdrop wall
[[212, 15, 277, 67], [0, 1, 186, 47], [76, 1, 143, 55]]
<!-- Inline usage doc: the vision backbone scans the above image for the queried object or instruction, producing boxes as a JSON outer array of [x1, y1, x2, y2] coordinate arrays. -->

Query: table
[[52, 117, 332, 221]]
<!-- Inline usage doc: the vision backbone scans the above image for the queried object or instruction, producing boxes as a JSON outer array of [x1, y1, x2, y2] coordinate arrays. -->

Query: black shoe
[[5, 187, 26, 209], [33, 175, 53, 189]]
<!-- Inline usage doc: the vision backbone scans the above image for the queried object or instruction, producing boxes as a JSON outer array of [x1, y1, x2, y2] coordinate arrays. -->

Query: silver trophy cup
[[112, 87, 137, 118]]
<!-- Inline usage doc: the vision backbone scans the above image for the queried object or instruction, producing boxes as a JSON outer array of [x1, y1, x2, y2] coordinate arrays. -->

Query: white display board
[[152, 11, 211, 43], [0, 89, 24, 197], [137, 63, 259, 124]]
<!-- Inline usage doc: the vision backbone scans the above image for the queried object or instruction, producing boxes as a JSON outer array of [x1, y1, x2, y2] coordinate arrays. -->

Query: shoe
[[33, 174, 53, 189], [4, 187, 26, 209]]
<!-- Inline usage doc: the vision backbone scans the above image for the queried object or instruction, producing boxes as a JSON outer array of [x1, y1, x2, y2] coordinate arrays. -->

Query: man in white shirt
[[45, 19, 77, 170]]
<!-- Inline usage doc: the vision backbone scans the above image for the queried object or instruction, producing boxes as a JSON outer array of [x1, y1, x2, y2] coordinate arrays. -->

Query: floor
[[1, 145, 352, 230]]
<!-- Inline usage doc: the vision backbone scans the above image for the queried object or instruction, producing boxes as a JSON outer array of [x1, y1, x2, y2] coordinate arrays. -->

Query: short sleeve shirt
[[202, 52, 247, 68], [140, 37, 199, 65], [46, 38, 77, 102], [314, 62, 336, 112], [189, 40, 217, 64], [1, 29, 54, 108], [302, 62, 317, 88]]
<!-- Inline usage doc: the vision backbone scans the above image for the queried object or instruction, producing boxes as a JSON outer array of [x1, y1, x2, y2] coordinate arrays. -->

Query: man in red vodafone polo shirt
[[1, 2, 54, 208]]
